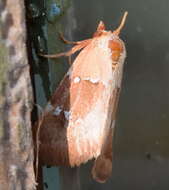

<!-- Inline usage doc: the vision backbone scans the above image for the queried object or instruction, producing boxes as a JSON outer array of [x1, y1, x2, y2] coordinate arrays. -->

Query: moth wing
[[91, 87, 121, 183], [65, 39, 124, 166], [34, 74, 71, 166], [71, 39, 113, 84], [35, 37, 119, 167]]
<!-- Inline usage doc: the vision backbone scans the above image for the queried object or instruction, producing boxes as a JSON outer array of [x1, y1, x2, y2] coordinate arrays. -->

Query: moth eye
[[108, 40, 123, 62]]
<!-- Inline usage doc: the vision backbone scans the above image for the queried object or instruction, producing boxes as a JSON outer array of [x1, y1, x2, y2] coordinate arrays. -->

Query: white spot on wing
[[83, 77, 100, 83], [64, 111, 71, 120], [53, 106, 62, 116], [74, 76, 81, 83]]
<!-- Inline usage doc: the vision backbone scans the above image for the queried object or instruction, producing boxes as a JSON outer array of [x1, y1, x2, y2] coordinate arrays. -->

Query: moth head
[[93, 21, 106, 37], [108, 39, 124, 63], [108, 11, 128, 63], [93, 12, 128, 38]]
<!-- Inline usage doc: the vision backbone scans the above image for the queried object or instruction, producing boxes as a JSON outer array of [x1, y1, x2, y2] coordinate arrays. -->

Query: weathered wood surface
[[0, 0, 35, 189]]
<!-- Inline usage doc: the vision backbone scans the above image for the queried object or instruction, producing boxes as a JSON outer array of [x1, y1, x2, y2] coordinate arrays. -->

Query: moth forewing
[[35, 12, 128, 183]]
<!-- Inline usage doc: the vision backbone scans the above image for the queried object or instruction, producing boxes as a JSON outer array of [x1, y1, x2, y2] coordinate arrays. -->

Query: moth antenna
[[113, 11, 128, 35]]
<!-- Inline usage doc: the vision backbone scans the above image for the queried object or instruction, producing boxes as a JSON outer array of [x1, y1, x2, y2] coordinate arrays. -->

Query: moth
[[35, 12, 128, 183]]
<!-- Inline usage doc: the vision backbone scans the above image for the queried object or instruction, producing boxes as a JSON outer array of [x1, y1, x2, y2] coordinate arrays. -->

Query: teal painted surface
[[43, 167, 60, 190]]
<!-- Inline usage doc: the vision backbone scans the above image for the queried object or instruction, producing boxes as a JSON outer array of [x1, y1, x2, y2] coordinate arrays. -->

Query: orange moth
[[35, 12, 128, 183]]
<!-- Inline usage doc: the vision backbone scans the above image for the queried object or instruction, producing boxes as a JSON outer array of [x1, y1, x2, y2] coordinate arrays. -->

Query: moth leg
[[59, 32, 78, 45], [60, 32, 92, 45], [39, 39, 92, 59]]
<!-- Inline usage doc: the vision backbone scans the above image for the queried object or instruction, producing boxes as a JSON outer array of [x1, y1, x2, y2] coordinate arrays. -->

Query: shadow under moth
[[34, 12, 128, 183]]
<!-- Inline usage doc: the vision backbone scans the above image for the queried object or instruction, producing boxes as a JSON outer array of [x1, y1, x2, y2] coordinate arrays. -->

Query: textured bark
[[0, 0, 35, 189]]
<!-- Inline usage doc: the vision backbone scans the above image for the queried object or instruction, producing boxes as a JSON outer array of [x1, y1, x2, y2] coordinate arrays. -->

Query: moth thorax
[[108, 39, 124, 63]]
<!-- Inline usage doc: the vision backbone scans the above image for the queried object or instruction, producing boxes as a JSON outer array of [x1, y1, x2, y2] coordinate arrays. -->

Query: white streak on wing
[[97, 37, 112, 55], [70, 99, 108, 158], [95, 36, 114, 86], [83, 77, 100, 83], [66, 69, 72, 77], [53, 106, 62, 116], [89, 78, 100, 83], [83, 100, 108, 157], [76, 130, 82, 156]]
